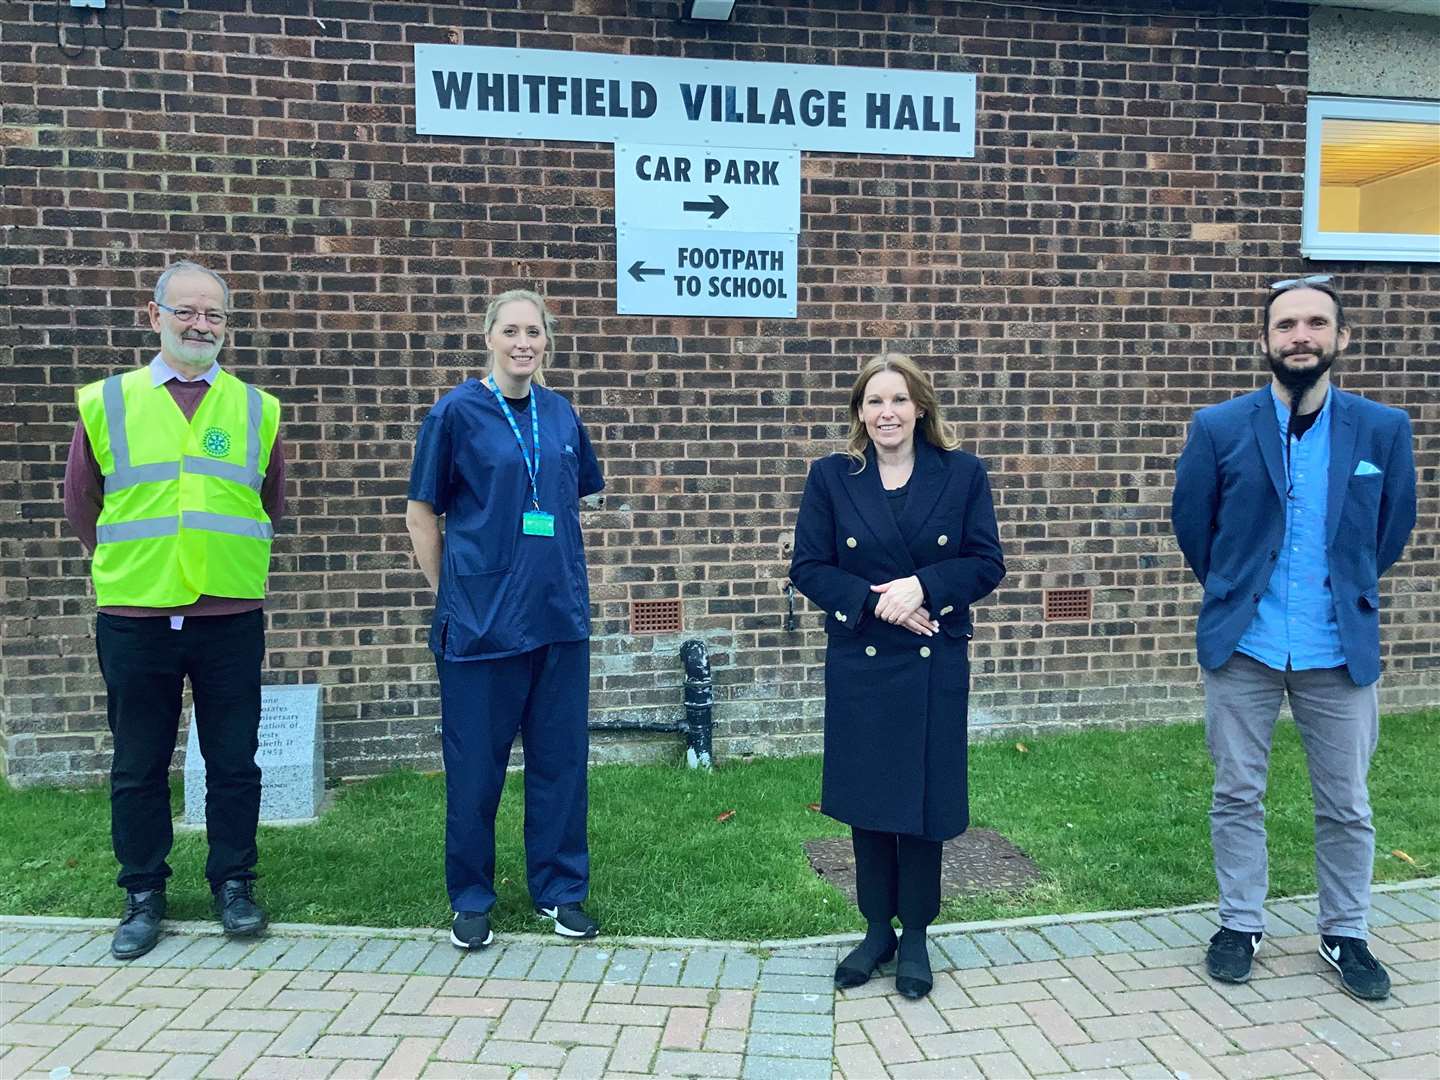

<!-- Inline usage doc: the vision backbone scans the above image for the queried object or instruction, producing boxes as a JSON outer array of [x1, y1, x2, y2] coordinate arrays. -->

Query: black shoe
[[111, 889, 166, 960], [450, 911, 494, 950], [895, 957, 934, 1000], [212, 879, 268, 937], [1319, 935, 1391, 1001], [535, 902, 599, 939], [1206, 927, 1262, 983], [835, 928, 898, 990], [894, 931, 933, 999]]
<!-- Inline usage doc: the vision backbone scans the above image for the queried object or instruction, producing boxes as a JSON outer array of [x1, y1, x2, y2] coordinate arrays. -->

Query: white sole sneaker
[[536, 906, 597, 939], [450, 926, 494, 949]]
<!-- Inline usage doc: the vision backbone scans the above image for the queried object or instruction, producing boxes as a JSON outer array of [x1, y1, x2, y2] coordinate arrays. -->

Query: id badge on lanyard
[[486, 378, 555, 539]]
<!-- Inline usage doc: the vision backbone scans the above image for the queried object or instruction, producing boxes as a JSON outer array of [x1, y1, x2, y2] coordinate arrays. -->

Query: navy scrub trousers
[[439, 640, 591, 915]]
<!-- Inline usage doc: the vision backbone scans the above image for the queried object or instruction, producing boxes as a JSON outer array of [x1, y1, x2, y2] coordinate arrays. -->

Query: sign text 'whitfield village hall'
[[414, 47, 977, 158], [412, 46, 976, 318]]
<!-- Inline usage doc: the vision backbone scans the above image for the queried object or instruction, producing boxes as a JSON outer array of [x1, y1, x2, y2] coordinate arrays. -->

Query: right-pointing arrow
[[683, 194, 730, 220], [628, 260, 664, 282]]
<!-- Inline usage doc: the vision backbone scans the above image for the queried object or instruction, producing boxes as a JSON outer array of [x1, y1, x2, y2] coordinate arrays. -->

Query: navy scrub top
[[409, 379, 604, 661]]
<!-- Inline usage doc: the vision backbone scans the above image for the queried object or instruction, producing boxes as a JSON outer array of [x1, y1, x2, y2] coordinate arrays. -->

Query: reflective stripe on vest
[[95, 511, 274, 545], [101, 373, 266, 494], [101, 375, 181, 493]]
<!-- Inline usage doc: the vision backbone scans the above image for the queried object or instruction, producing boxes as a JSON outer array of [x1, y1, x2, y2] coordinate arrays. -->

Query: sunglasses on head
[[1270, 274, 1333, 291]]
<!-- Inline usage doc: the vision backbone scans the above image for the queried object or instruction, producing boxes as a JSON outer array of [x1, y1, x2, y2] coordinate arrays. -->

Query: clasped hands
[[870, 575, 939, 637]]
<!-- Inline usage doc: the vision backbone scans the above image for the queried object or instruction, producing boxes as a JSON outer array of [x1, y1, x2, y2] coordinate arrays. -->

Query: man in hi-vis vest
[[64, 261, 285, 960]]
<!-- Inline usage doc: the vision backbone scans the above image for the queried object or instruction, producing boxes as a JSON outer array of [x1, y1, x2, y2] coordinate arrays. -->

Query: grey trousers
[[1203, 652, 1380, 939]]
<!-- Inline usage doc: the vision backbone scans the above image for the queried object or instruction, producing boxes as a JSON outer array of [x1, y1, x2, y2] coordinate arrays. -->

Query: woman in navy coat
[[406, 289, 605, 951], [790, 353, 1005, 999]]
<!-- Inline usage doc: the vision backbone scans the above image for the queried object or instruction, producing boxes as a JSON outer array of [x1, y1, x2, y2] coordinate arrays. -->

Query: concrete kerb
[[761, 874, 1440, 949], [3, 876, 1435, 951]]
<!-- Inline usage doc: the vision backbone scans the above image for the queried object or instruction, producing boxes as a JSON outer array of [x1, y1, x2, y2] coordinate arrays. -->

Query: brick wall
[[2, 0, 1436, 785]]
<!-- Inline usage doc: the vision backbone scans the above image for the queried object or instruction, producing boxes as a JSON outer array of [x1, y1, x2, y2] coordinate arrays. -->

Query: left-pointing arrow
[[628, 260, 664, 282]]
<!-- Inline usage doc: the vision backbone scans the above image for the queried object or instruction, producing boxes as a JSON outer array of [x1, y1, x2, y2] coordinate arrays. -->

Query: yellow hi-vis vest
[[77, 367, 281, 608]]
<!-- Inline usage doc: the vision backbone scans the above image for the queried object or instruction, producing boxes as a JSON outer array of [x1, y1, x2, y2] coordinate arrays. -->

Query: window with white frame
[[1303, 96, 1440, 264]]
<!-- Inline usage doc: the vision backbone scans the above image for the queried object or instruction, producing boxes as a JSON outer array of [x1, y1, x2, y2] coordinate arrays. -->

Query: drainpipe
[[679, 638, 713, 770]]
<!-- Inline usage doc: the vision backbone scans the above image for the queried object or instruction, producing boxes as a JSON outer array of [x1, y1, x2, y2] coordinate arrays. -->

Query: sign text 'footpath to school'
[[616, 229, 798, 318]]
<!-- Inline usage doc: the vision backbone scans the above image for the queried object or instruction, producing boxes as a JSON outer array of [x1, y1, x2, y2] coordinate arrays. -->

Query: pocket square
[[1354, 460, 1382, 477]]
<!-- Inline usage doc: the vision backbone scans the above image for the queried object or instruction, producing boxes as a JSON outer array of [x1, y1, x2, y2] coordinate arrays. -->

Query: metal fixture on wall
[[684, 0, 738, 21], [56, 0, 124, 56]]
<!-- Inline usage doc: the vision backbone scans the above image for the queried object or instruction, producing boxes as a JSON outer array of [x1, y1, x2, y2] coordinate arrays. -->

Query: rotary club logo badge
[[201, 427, 232, 458]]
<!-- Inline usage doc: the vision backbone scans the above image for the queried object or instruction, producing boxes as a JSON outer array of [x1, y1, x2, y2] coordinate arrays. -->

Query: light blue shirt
[[1236, 387, 1346, 671], [149, 353, 219, 386]]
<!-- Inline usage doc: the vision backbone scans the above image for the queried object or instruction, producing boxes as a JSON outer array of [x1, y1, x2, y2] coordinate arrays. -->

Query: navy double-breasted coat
[[789, 436, 1005, 840]]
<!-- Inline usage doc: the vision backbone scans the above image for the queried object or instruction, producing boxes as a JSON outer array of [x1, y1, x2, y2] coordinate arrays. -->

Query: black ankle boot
[[835, 923, 898, 989], [895, 930, 933, 999]]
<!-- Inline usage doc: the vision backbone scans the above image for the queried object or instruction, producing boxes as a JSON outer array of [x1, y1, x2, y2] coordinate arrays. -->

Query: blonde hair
[[483, 288, 554, 387], [844, 353, 959, 470]]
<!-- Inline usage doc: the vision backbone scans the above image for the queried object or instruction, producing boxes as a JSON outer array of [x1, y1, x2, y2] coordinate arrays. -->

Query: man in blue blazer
[[1171, 276, 1416, 1001]]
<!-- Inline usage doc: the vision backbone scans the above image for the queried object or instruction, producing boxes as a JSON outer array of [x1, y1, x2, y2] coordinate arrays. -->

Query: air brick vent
[[630, 599, 683, 635], [1044, 588, 1093, 622]]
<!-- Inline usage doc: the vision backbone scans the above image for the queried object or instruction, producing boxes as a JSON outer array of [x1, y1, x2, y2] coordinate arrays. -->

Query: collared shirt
[[1235, 387, 1346, 671], [149, 353, 219, 386]]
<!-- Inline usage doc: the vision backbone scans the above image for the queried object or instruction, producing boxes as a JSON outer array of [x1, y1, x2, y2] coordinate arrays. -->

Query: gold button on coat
[[865, 646, 877, 657], [845, 536, 857, 548], [919, 646, 931, 658], [937, 534, 949, 546], [940, 605, 954, 616], [835, 611, 846, 622]]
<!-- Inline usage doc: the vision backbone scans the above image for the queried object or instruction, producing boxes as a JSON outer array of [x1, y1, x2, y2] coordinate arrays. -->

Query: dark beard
[[1266, 345, 1336, 403]]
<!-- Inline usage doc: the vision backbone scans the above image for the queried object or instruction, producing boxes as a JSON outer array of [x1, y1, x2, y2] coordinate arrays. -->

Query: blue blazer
[[1171, 386, 1416, 687]]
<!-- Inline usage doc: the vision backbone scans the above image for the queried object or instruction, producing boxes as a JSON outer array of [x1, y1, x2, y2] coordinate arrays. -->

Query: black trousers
[[96, 610, 264, 892], [852, 826, 944, 928]]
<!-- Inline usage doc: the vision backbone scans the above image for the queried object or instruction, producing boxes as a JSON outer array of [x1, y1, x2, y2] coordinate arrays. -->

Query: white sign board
[[617, 228, 797, 318], [615, 143, 800, 233], [415, 46, 976, 158]]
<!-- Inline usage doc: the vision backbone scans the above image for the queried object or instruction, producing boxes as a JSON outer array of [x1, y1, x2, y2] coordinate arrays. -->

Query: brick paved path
[[2, 883, 1435, 1079]]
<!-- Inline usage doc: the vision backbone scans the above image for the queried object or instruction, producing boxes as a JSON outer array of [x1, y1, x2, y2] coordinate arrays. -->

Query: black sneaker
[[213, 879, 268, 937], [112, 889, 166, 960], [535, 902, 599, 939], [1319, 935, 1391, 1001], [450, 911, 494, 950], [1206, 927, 1262, 983]]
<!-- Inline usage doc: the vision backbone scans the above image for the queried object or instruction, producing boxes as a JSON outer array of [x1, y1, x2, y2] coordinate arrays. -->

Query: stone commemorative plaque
[[183, 684, 324, 825]]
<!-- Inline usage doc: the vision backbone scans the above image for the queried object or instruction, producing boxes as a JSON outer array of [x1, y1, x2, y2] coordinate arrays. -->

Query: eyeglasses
[[1270, 274, 1333, 291], [155, 302, 229, 326]]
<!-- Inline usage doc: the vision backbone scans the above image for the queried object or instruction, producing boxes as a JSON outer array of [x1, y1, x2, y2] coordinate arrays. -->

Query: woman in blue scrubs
[[406, 289, 604, 949]]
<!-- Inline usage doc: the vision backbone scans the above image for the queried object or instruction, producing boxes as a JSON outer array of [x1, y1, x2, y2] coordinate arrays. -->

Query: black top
[[883, 478, 910, 518], [862, 479, 913, 619], [1289, 404, 1320, 440], [503, 394, 531, 413]]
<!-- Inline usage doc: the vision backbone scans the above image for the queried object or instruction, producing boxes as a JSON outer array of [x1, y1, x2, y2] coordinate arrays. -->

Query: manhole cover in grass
[[804, 829, 1044, 904]]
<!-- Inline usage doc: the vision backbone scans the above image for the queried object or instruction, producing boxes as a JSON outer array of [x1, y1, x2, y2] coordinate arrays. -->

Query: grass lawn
[[1, 711, 1434, 940]]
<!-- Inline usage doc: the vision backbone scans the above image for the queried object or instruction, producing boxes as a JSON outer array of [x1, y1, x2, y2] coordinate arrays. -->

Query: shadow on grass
[[2, 711, 1433, 940]]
